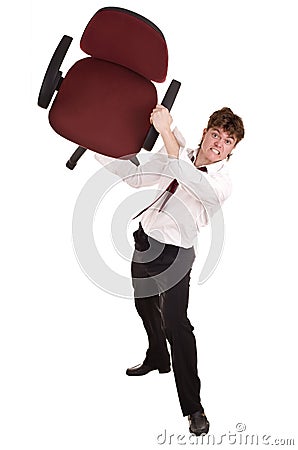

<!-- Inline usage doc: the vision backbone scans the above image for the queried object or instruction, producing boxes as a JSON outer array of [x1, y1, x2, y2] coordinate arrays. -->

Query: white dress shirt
[[94, 128, 232, 248]]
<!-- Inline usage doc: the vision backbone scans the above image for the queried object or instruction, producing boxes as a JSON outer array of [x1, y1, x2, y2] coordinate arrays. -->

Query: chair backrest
[[80, 7, 168, 82]]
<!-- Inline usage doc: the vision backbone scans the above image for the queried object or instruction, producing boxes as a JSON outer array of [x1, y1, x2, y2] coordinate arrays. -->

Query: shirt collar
[[172, 127, 228, 175], [187, 147, 227, 174]]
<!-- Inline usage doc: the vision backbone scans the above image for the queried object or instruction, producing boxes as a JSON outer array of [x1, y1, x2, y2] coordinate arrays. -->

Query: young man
[[95, 106, 245, 435]]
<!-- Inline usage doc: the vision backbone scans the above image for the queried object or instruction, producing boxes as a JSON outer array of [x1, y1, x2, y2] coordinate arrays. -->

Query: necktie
[[132, 160, 207, 219]]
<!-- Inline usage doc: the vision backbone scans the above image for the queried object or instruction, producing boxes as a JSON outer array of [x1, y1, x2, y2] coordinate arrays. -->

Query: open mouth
[[211, 148, 220, 156]]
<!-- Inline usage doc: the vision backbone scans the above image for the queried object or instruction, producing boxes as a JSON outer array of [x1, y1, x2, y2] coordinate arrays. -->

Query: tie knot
[[190, 155, 207, 172]]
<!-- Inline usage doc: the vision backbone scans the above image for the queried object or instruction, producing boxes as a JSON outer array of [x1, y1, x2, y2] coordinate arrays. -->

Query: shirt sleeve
[[94, 127, 186, 188], [166, 158, 232, 215]]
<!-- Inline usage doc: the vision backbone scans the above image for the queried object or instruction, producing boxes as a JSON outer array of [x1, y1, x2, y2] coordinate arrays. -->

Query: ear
[[198, 128, 207, 146], [197, 128, 208, 148], [202, 128, 207, 140]]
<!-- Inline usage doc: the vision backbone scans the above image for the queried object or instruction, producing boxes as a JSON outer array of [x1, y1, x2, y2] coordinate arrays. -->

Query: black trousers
[[131, 223, 203, 416]]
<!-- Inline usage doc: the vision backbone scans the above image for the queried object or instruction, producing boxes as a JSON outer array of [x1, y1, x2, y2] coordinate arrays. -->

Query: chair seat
[[49, 57, 157, 158]]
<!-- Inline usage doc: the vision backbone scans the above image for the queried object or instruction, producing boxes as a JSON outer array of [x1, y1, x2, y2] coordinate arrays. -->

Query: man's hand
[[149, 104, 179, 159], [150, 104, 173, 134]]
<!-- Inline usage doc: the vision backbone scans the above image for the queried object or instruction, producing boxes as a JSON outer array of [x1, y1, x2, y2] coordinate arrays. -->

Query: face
[[200, 127, 237, 164]]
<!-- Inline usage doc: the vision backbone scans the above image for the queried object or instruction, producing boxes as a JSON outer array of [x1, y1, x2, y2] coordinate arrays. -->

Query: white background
[[1, 0, 297, 449]]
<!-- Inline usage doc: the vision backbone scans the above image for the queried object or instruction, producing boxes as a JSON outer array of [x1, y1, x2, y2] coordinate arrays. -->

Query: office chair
[[38, 6, 181, 169]]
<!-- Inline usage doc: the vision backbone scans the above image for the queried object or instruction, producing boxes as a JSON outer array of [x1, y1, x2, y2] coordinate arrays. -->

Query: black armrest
[[38, 35, 73, 109], [142, 79, 181, 151]]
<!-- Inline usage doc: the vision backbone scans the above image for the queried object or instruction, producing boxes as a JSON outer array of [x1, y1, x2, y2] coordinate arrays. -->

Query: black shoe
[[126, 363, 171, 376], [188, 410, 210, 436]]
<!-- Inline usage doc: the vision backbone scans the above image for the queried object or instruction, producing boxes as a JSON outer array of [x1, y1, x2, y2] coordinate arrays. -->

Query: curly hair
[[207, 107, 245, 144]]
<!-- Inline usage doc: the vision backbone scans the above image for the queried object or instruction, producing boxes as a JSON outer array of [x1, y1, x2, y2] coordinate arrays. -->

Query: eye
[[225, 139, 232, 145], [212, 132, 219, 138]]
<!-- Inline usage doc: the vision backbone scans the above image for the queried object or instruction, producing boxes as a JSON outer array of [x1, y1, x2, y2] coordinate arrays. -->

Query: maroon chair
[[38, 7, 181, 169]]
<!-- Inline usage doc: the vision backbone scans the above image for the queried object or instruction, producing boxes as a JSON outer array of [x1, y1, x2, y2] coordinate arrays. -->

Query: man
[[95, 106, 245, 435]]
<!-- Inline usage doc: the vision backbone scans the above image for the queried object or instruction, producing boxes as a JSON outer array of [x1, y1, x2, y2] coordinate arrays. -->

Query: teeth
[[211, 148, 220, 155]]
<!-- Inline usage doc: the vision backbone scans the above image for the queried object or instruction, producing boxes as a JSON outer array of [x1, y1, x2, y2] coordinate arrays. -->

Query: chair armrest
[[142, 79, 181, 151], [38, 35, 73, 109]]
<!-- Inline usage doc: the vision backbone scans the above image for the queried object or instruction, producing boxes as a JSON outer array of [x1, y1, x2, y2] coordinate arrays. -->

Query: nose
[[214, 139, 223, 149]]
